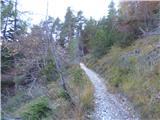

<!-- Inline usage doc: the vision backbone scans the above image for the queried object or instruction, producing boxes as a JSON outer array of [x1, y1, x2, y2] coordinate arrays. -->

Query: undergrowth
[[86, 35, 160, 119], [67, 65, 94, 120], [14, 96, 52, 120]]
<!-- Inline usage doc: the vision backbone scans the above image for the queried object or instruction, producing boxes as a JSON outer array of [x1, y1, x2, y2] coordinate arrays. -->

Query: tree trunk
[[47, 23, 73, 104], [3, 17, 9, 39], [14, 0, 17, 33]]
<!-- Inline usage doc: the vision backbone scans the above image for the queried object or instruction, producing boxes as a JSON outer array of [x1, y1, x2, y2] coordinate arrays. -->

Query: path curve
[[80, 63, 139, 120]]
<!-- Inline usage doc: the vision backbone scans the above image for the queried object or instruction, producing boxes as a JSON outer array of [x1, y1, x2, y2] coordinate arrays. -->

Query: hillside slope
[[85, 35, 160, 120], [80, 63, 139, 120], [2, 64, 94, 120]]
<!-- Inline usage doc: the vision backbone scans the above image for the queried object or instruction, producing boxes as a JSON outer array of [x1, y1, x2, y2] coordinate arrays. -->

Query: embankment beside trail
[[85, 35, 160, 120]]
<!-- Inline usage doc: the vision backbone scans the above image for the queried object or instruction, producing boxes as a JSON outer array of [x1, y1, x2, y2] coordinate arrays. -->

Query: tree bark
[[14, 0, 17, 33], [3, 17, 9, 39], [46, 22, 73, 104]]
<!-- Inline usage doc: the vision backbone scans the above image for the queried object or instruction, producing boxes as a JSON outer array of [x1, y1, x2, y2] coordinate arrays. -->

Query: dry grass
[[80, 83, 93, 110], [43, 64, 94, 120], [67, 65, 94, 120], [86, 35, 160, 119]]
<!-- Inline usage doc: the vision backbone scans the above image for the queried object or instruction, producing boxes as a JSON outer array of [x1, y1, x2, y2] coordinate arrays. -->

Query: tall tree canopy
[[1, 0, 27, 40], [59, 7, 76, 47], [118, 1, 160, 34]]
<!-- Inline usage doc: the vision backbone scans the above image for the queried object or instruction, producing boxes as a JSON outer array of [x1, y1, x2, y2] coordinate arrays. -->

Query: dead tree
[[44, 1, 73, 104], [44, 20, 73, 104], [14, 0, 17, 33]]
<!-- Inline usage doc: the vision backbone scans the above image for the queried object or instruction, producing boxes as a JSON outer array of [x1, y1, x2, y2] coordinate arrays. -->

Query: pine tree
[[1, 0, 27, 40], [107, 0, 117, 23], [75, 11, 86, 60], [59, 7, 76, 47]]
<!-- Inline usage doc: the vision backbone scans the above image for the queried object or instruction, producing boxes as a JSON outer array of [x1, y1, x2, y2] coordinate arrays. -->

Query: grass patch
[[40, 59, 59, 82], [67, 65, 94, 119], [2, 91, 31, 113], [87, 35, 160, 119], [14, 96, 52, 120], [46, 64, 94, 120]]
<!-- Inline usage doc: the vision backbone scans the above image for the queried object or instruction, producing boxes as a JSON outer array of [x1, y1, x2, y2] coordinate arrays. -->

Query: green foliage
[[80, 1, 136, 58], [81, 18, 97, 52], [68, 38, 77, 61], [70, 65, 85, 87], [110, 66, 131, 88], [0, 0, 28, 41], [90, 24, 125, 58], [128, 56, 137, 64], [79, 83, 93, 111], [107, 0, 117, 21], [1, 0, 14, 27], [1, 46, 14, 73], [89, 35, 160, 119], [57, 89, 71, 100], [67, 65, 94, 118], [41, 59, 59, 82], [90, 27, 107, 57], [15, 96, 52, 120], [59, 7, 75, 47], [1, 45, 24, 73], [1, 0, 28, 40], [115, 32, 135, 47], [82, 16, 135, 58]]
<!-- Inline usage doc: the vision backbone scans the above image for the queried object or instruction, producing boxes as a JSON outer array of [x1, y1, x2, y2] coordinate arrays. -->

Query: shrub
[[58, 89, 71, 100], [71, 67, 84, 87], [15, 96, 52, 120], [89, 35, 160, 119], [80, 83, 93, 110], [67, 65, 94, 119], [115, 32, 135, 48], [1, 46, 14, 73], [1, 45, 25, 73], [40, 59, 59, 82], [110, 66, 131, 88]]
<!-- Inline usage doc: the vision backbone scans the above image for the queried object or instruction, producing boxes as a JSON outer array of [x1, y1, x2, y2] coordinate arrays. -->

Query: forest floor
[[80, 63, 139, 120]]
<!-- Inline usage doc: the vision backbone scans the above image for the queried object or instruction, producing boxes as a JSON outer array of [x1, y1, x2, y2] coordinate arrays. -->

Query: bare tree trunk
[[44, 2, 73, 104], [14, 0, 17, 33], [49, 32, 74, 104], [49, 42, 67, 91], [139, 27, 146, 35], [46, 23, 72, 104], [3, 17, 9, 39]]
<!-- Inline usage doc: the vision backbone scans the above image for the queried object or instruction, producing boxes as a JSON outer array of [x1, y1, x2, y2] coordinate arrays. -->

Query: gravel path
[[80, 63, 139, 120]]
